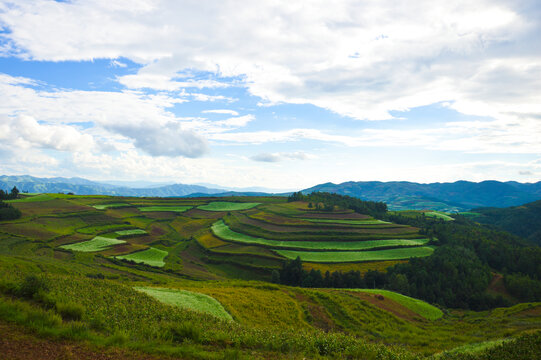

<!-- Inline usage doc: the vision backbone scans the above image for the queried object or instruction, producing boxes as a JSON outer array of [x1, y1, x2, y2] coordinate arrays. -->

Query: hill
[[1, 192, 541, 358], [303, 180, 541, 211], [0, 175, 224, 197], [471, 200, 541, 246]]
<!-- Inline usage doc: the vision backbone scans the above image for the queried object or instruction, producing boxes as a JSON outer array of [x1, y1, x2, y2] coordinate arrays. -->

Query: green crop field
[[77, 223, 133, 234], [115, 229, 147, 236], [135, 287, 233, 321], [198, 201, 260, 211], [303, 218, 390, 225], [275, 246, 435, 262], [137, 206, 192, 212], [59, 236, 126, 252], [424, 211, 455, 221], [93, 203, 130, 210], [114, 247, 168, 267], [212, 220, 429, 251], [6, 194, 54, 202], [351, 289, 444, 320]]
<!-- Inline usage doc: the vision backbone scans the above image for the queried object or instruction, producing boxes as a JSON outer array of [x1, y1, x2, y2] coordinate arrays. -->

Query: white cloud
[[216, 114, 255, 127], [251, 151, 312, 162], [202, 109, 239, 116], [1, 0, 538, 123]]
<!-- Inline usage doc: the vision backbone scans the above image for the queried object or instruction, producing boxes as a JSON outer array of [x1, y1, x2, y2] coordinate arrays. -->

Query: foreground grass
[[212, 220, 429, 251], [114, 247, 168, 267], [198, 202, 260, 211], [135, 287, 233, 321], [59, 236, 126, 252], [276, 246, 435, 262]]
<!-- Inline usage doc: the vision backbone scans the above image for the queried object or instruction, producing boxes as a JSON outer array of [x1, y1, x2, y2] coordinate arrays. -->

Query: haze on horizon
[[0, 0, 540, 189]]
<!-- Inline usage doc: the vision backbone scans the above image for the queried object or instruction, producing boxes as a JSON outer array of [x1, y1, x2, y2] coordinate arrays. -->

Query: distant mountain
[[302, 180, 541, 211], [0, 175, 224, 197], [472, 200, 541, 246]]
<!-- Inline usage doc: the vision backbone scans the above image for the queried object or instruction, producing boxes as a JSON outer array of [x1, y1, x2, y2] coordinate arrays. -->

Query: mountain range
[[2, 175, 541, 211]]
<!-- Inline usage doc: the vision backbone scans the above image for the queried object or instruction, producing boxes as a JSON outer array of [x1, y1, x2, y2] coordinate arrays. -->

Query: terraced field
[[1, 193, 435, 275], [114, 247, 168, 267]]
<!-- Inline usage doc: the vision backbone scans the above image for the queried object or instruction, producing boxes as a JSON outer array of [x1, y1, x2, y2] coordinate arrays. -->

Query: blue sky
[[0, 0, 540, 189]]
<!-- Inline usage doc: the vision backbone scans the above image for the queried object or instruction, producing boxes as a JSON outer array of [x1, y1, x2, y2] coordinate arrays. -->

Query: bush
[[56, 302, 85, 321], [16, 275, 49, 299], [164, 322, 202, 344]]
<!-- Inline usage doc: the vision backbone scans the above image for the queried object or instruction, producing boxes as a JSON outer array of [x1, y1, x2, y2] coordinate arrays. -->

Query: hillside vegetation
[[0, 192, 540, 359]]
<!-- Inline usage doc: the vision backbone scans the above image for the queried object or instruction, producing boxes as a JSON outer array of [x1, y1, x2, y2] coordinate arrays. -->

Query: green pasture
[[135, 287, 233, 321], [198, 202, 260, 211], [303, 218, 390, 225], [213, 220, 429, 251], [59, 236, 126, 252], [424, 211, 455, 221], [77, 223, 133, 234], [275, 246, 435, 263], [137, 206, 192, 212], [115, 229, 147, 236], [114, 247, 168, 267], [6, 194, 54, 203], [351, 289, 443, 320], [93, 203, 130, 210]]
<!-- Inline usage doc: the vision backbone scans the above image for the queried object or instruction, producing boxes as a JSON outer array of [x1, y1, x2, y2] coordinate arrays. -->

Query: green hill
[[0, 192, 540, 359]]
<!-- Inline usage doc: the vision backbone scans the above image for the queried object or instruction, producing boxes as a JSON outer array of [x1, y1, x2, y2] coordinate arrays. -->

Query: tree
[[10, 186, 19, 199]]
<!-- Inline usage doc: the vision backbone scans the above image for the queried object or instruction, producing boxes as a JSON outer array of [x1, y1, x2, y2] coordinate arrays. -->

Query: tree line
[[0, 186, 21, 220], [288, 191, 387, 218]]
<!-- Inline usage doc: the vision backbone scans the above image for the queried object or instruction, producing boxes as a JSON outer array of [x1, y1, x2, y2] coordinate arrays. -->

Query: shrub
[[16, 274, 49, 299], [56, 302, 85, 321], [164, 322, 202, 344]]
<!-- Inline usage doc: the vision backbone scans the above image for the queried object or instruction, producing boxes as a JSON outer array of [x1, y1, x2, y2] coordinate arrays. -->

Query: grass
[[350, 289, 444, 320], [275, 246, 435, 263], [134, 287, 233, 321], [115, 229, 147, 236], [303, 219, 390, 225], [59, 236, 126, 252], [77, 223, 133, 234], [93, 203, 130, 210], [137, 206, 192, 212], [424, 211, 455, 221], [114, 247, 168, 267], [6, 194, 54, 203], [198, 202, 261, 211], [212, 220, 429, 251]]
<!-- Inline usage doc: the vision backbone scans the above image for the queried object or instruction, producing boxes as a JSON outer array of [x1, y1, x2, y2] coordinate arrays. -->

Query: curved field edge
[[137, 206, 192, 212], [212, 220, 430, 251], [349, 289, 444, 320], [275, 246, 436, 263], [134, 286, 233, 321], [198, 202, 261, 211], [59, 236, 126, 252], [114, 247, 168, 267]]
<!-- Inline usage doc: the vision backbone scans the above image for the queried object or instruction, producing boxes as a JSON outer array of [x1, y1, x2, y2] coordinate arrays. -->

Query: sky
[[0, 0, 540, 190]]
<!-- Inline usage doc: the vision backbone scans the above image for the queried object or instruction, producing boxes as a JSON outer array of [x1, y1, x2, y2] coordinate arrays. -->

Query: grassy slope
[[135, 286, 233, 321], [1, 193, 541, 359], [137, 206, 192, 212], [198, 201, 261, 211], [276, 246, 435, 262], [59, 236, 126, 252], [351, 289, 443, 320], [212, 220, 430, 251], [115, 247, 168, 267]]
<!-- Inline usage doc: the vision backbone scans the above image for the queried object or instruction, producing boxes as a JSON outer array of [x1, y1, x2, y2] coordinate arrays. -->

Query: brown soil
[[0, 322, 170, 360], [294, 292, 336, 331], [182, 208, 225, 219]]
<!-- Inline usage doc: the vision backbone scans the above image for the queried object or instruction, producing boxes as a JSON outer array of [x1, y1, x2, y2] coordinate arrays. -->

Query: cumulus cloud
[[202, 109, 239, 116], [1, 0, 539, 123], [216, 114, 255, 127], [104, 121, 209, 158]]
